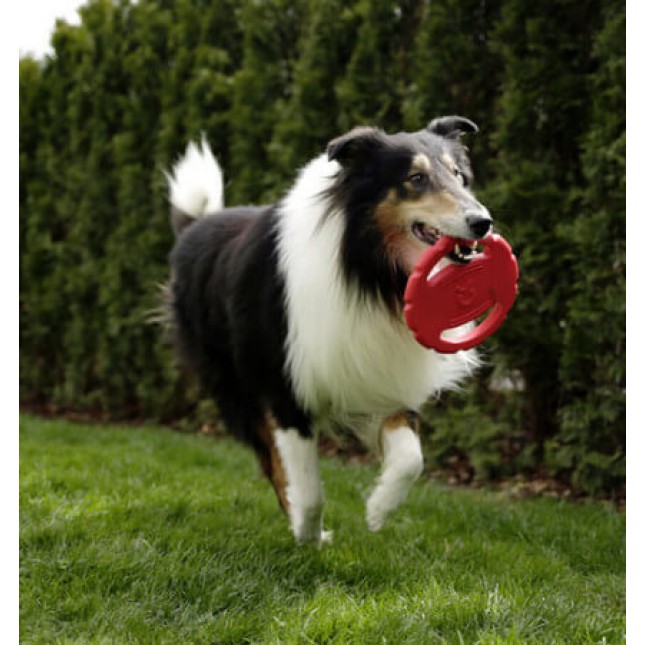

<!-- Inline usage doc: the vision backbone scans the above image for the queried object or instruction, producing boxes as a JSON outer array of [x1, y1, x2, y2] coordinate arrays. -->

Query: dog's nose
[[466, 214, 492, 238]]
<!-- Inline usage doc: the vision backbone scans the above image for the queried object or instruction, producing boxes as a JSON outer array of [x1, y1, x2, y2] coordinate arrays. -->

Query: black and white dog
[[166, 117, 492, 544]]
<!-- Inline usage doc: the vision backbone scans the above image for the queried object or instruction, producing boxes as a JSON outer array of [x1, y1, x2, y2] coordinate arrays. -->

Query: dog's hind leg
[[256, 415, 290, 513], [365, 411, 424, 532]]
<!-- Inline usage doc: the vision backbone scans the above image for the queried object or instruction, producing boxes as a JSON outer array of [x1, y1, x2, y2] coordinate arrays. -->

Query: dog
[[165, 117, 491, 544]]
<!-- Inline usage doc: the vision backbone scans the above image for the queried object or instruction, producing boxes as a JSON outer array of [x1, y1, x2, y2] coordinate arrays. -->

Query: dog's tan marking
[[377, 410, 420, 455], [396, 190, 462, 228], [374, 190, 409, 259], [374, 189, 404, 236], [411, 153, 432, 175], [257, 415, 290, 513], [382, 410, 420, 434], [376, 188, 460, 233], [441, 151, 458, 173], [374, 186, 463, 272]]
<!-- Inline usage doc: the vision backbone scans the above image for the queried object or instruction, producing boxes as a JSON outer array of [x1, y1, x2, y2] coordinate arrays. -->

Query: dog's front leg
[[274, 427, 330, 545], [366, 412, 424, 532]]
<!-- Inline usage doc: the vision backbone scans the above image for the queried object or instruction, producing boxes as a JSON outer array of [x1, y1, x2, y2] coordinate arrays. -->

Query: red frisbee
[[403, 233, 519, 353]]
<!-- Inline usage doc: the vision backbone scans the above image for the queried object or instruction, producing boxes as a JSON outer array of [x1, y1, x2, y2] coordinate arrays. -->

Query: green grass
[[20, 415, 625, 644]]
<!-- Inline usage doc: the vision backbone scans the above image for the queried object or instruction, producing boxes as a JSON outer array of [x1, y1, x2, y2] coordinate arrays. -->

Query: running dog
[[165, 117, 491, 544]]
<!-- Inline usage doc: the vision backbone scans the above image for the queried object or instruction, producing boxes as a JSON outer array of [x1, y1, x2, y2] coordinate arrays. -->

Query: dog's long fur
[[166, 119, 492, 543]]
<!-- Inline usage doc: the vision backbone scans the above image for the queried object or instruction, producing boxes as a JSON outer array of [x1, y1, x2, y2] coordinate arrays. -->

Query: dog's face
[[327, 117, 492, 274]]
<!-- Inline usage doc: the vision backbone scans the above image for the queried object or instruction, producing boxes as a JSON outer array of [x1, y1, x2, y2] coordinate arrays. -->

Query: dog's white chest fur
[[277, 155, 477, 417]]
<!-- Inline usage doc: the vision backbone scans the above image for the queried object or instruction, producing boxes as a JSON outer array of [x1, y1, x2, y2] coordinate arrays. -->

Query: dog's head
[[327, 117, 491, 275]]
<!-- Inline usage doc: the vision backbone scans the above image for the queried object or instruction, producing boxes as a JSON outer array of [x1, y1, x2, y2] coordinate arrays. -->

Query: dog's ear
[[427, 116, 478, 139], [327, 127, 384, 165]]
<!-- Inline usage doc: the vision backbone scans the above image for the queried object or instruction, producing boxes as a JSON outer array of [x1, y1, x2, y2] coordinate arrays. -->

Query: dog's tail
[[165, 135, 224, 237]]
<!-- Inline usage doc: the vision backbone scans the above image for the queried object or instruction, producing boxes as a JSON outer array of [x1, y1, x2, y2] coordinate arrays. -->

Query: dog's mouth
[[411, 222, 476, 264]]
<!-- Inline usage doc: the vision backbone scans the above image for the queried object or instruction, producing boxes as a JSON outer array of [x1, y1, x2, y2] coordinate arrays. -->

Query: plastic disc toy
[[403, 233, 519, 353]]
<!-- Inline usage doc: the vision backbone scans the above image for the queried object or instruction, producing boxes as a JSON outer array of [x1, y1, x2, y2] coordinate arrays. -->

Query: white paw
[[320, 529, 334, 545], [292, 504, 325, 544], [294, 528, 333, 547], [366, 500, 387, 532]]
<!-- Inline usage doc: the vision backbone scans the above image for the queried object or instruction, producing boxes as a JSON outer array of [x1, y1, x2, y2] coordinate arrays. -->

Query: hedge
[[19, 0, 625, 495]]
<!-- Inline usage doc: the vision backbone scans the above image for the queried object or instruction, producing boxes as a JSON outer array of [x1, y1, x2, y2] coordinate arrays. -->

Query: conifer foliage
[[20, 0, 625, 494]]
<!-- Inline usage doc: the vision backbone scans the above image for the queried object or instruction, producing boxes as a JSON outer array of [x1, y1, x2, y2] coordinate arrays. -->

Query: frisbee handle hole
[[438, 306, 493, 342]]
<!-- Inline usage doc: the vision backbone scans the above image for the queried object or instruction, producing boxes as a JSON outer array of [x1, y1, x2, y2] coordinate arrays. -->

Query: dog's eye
[[408, 173, 428, 188]]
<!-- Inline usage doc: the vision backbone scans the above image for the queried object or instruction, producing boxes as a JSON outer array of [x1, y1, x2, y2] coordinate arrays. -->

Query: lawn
[[20, 415, 625, 644]]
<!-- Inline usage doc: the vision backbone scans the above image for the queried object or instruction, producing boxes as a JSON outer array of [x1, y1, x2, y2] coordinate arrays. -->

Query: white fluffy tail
[[166, 135, 224, 226]]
